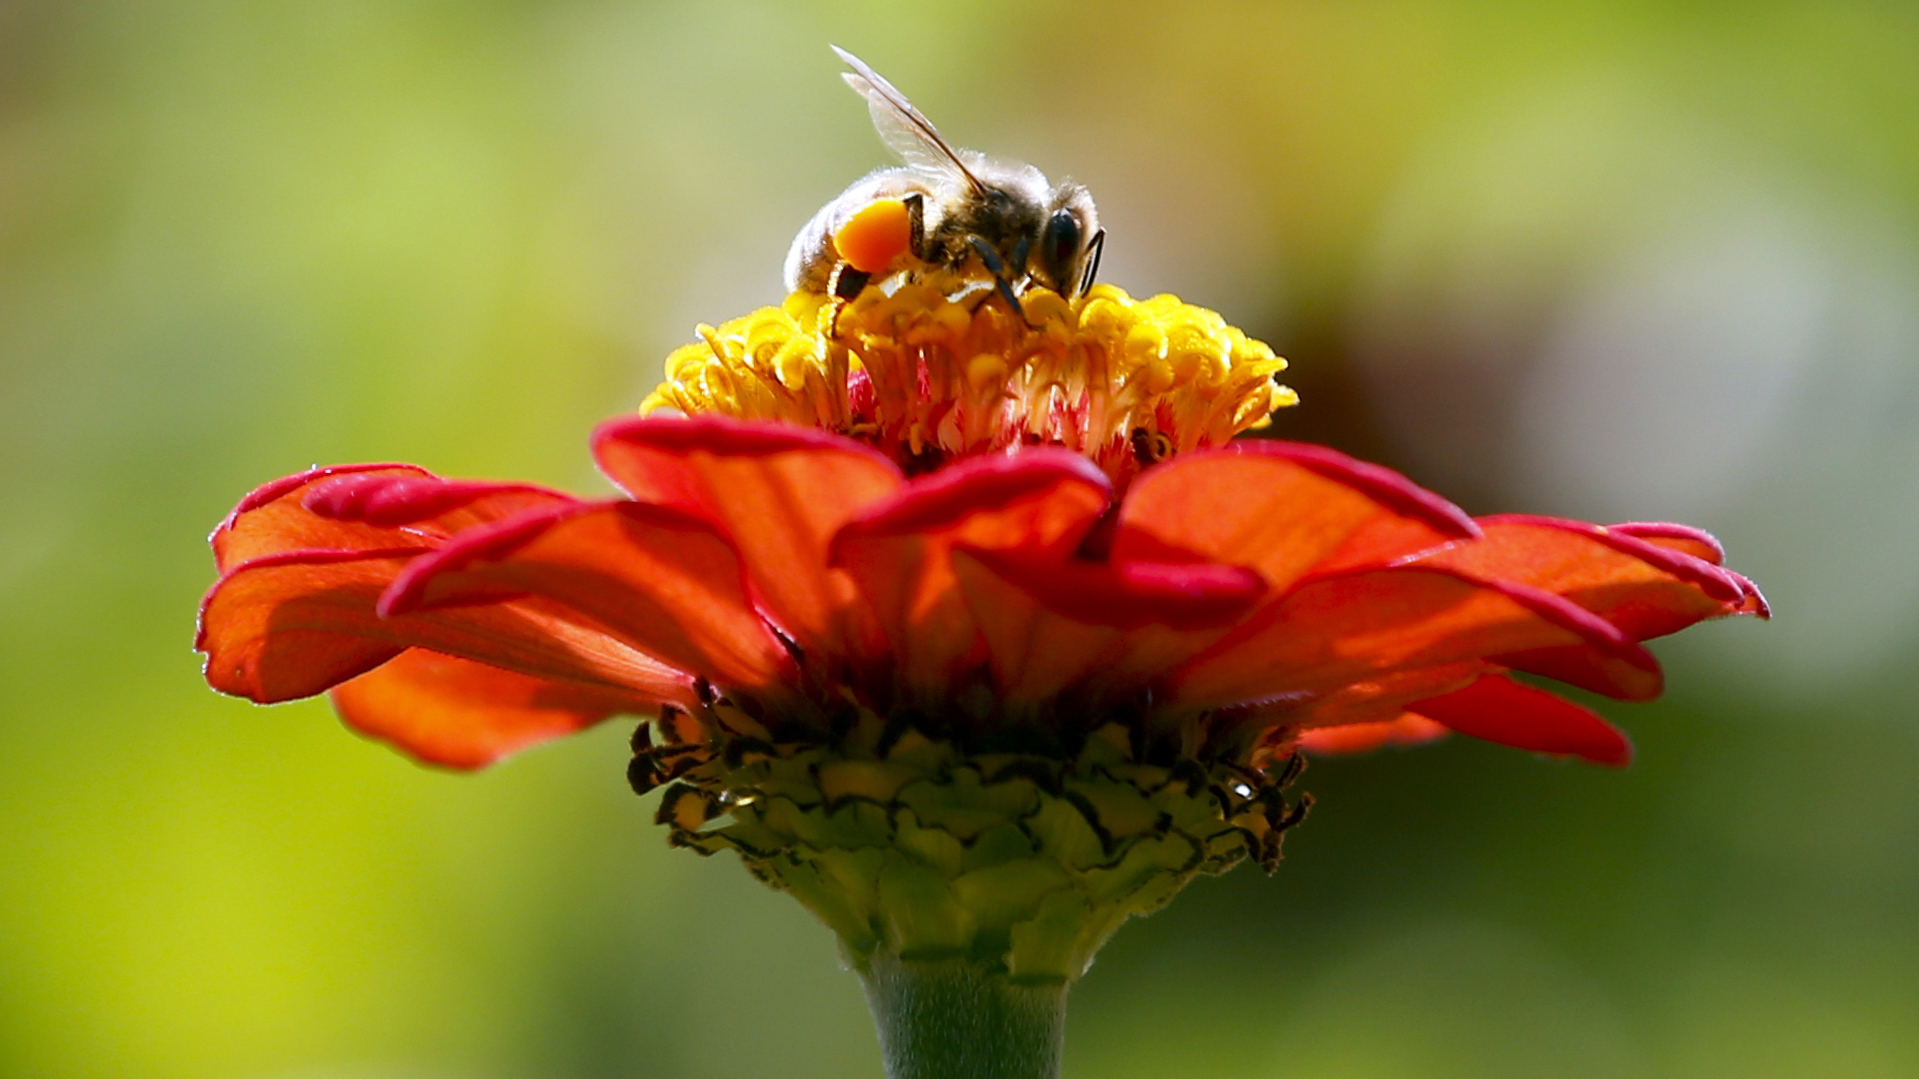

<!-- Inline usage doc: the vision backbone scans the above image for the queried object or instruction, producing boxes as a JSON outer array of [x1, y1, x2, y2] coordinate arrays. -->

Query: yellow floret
[[642, 277, 1294, 484]]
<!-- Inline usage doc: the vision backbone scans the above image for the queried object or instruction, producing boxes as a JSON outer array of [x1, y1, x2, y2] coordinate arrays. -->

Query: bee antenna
[[1078, 229, 1107, 296]]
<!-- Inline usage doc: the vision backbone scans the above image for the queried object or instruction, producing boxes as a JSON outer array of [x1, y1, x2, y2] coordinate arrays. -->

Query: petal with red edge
[[963, 548, 1266, 631], [1615, 527, 1768, 616], [1726, 571, 1770, 618], [1113, 441, 1478, 588], [214, 465, 428, 569], [1610, 522, 1726, 565], [592, 416, 901, 658], [953, 546, 1264, 704], [302, 472, 571, 530], [199, 548, 692, 705], [1407, 671, 1633, 767], [385, 500, 794, 692], [1411, 516, 1752, 698], [1169, 565, 1653, 710], [212, 464, 574, 571], [1296, 714, 1452, 756], [201, 550, 413, 700], [830, 452, 1110, 696], [331, 650, 657, 770], [1268, 662, 1486, 731], [1489, 641, 1662, 701], [1421, 515, 1746, 634]]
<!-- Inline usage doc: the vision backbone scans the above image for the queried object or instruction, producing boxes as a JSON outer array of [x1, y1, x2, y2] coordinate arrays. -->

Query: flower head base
[[642, 279, 1296, 485], [639, 696, 1306, 983]]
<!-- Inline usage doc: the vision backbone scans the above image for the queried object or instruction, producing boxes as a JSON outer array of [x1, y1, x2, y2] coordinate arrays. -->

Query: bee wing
[[833, 46, 986, 193]]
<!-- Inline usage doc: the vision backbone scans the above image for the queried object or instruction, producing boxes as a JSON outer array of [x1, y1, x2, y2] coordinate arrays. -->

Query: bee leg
[[904, 193, 927, 259], [967, 236, 1029, 323], [1078, 229, 1107, 296], [825, 263, 871, 337], [829, 263, 872, 301], [1006, 234, 1040, 314]]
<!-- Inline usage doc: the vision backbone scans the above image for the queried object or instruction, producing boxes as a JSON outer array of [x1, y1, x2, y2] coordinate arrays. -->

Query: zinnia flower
[[198, 279, 1763, 1072]]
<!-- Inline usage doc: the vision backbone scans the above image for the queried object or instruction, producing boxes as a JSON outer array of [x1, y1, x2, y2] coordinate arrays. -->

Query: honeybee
[[783, 46, 1105, 317]]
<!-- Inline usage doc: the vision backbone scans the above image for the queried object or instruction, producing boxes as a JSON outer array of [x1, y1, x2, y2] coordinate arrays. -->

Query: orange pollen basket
[[834, 199, 915, 275]]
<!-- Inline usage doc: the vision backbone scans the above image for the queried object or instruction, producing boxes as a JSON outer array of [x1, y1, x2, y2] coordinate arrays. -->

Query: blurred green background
[[3, 1, 1916, 1076]]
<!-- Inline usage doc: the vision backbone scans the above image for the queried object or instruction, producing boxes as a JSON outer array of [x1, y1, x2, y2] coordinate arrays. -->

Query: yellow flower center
[[642, 278, 1297, 482]]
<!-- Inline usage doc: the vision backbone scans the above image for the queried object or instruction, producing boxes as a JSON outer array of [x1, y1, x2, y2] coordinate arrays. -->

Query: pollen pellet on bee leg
[[832, 198, 914, 275]]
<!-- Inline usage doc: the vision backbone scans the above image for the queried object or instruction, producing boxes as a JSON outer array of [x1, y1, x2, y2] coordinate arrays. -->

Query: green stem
[[859, 955, 1068, 1079]]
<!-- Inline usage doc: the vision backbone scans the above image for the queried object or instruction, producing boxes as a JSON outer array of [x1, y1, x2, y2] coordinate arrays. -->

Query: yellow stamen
[[642, 277, 1295, 483]]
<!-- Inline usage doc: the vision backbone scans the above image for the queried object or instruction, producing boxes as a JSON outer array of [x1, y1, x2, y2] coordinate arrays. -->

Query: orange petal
[[1169, 565, 1655, 710], [1113, 441, 1478, 589], [1267, 662, 1486, 731], [330, 650, 662, 770], [1411, 515, 1759, 698], [830, 451, 1110, 698], [592, 416, 902, 661], [199, 548, 691, 705], [1610, 522, 1725, 565], [1408, 671, 1633, 767], [1296, 714, 1452, 756], [1419, 515, 1748, 634], [1486, 641, 1662, 700], [1612, 524, 1769, 616], [384, 500, 795, 692], [212, 465, 572, 572], [200, 550, 412, 700], [953, 546, 1265, 705]]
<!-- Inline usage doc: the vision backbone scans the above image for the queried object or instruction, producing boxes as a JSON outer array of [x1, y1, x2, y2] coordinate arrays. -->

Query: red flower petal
[[1606, 526, 1768, 618], [953, 546, 1265, 704], [1397, 510, 1765, 698], [383, 500, 795, 692], [201, 550, 415, 700], [330, 650, 663, 770], [1486, 641, 1662, 701], [1113, 440, 1479, 589], [1724, 571, 1771, 618], [212, 465, 572, 572], [592, 416, 902, 659], [199, 549, 688, 705], [1264, 661, 1486, 731], [1168, 565, 1655, 710], [834, 450, 1110, 542], [1407, 671, 1633, 767], [1435, 515, 1745, 612], [961, 547, 1267, 631], [1409, 515, 1757, 698], [302, 472, 568, 528], [1296, 713, 1452, 756], [830, 451, 1110, 697], [1609, 522, 1726, 565]]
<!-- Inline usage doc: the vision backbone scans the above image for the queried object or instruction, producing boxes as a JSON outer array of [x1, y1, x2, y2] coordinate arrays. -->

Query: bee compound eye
[[832, 199, 915, 275], [1038, 210, 1082, 291]]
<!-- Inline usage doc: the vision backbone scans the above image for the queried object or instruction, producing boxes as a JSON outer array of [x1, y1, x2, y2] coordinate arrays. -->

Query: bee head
[[1035, 210, 1083, 296], [1034, 184, 1100, 297]]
